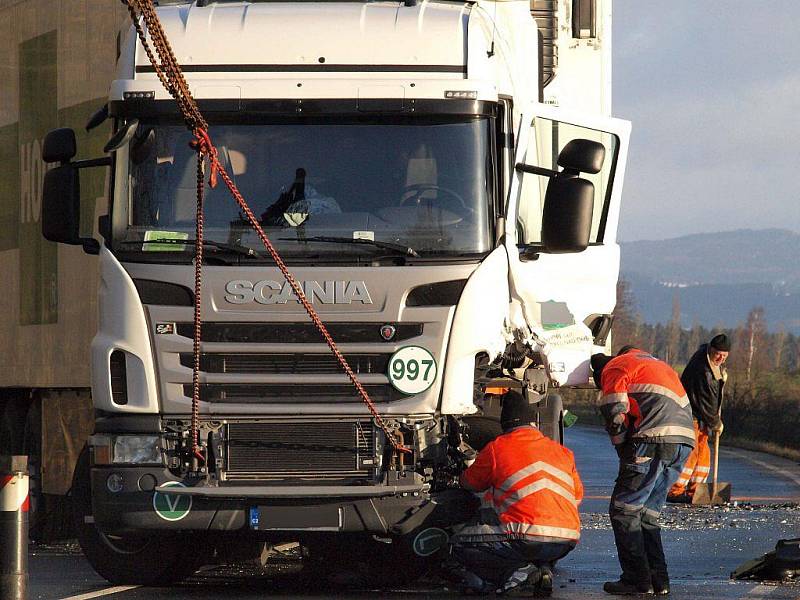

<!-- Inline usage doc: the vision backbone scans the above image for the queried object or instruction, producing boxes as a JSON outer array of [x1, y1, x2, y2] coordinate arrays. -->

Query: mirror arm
[[72, 157, 112, 169], [81, 238, 101, 255], [514, 162, 559, 178], [59, 157, 109, 255], [518, 246, 540, 262]]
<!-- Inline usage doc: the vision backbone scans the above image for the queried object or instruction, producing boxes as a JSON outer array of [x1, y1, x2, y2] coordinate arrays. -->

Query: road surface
[[29, 425, 800, 599]]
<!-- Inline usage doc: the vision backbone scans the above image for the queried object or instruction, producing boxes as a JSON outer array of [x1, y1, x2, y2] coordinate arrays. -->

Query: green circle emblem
[[153, 481, 192, 522], [412, 527, 449, 557]]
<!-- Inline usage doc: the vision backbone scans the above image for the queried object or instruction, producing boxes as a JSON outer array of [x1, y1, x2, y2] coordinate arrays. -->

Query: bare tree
[[772, 326, 787, 371], [613, 279, 640, 351], [665, 291, 681, 364], [742, 307, 767, 381], [686, 318, 701, 361]]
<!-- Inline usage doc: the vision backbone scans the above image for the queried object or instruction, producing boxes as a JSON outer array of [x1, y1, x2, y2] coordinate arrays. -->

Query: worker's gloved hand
[[712, 422, 724, 434], [456, 443, 477, 469]]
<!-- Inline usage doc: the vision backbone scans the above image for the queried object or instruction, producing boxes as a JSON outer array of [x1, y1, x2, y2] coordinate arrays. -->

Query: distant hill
[[620, 229, 800, 333]]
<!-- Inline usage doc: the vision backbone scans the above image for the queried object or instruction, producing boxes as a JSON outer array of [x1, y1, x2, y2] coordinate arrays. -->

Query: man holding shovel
[[667, 334, 730, 503]]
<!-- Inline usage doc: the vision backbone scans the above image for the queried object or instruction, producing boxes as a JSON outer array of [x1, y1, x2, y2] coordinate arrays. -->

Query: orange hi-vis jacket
[[458, 426, 583, 543], [599, 349, 696, 448]]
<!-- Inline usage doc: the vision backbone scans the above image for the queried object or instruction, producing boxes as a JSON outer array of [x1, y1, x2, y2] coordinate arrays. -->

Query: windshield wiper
[[281, 236, 420, 257], [122, 238, 261, 257]]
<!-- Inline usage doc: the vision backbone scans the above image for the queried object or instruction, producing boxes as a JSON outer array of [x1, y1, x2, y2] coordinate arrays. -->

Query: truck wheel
[[71, 446, 203, 585], [462, 416, 502, 451], [538, 393, 564, 444]]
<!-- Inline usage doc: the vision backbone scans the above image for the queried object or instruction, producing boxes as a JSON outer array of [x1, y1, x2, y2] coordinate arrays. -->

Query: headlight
[[90, 434, 163, 465], [113, 435, 162, 464]]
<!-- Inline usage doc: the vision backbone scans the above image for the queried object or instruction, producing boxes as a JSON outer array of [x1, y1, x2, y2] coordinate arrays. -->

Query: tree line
[[607, 280, 800, 454], [612, 280, 800, 376]]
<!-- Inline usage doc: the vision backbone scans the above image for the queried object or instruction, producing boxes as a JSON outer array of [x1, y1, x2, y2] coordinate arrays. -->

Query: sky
[[613, 1, 800, 242]]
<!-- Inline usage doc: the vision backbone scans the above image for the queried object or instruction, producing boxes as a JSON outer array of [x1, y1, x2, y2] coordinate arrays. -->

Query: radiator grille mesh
[[225, 420, 375, 481]]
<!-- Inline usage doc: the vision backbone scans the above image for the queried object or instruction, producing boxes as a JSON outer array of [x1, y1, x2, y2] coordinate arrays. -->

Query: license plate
[[249, 505, 343, 531]]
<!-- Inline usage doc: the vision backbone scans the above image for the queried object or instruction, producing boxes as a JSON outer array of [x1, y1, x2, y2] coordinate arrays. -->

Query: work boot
[[651, 578, 670, 595], [442, 563, 494, 595], [498, 563, 541, 596], [535, 566, 554, 597], [602, 579, 654, 595]]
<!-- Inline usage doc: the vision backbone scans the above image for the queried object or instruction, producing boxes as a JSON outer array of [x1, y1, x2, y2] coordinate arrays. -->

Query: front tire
[[71, 446, 203, 585]]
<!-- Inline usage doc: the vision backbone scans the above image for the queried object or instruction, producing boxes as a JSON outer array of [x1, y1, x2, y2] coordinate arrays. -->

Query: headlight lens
[[112, 435, 162, 464]]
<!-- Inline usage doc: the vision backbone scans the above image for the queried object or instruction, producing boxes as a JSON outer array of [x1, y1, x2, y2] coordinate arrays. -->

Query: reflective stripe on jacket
[[455, 426, 583, 543], [599, 349, 695, 448]]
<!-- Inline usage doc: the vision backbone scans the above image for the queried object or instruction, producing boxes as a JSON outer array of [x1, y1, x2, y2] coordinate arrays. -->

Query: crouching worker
[[448, 390, 583, 597]]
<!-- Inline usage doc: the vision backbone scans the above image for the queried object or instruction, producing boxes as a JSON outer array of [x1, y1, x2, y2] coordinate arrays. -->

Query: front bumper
[[90, 466, 430, 536]]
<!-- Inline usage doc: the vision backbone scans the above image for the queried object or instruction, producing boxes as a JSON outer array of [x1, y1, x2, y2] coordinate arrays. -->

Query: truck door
[[505, 104, 631, 386]]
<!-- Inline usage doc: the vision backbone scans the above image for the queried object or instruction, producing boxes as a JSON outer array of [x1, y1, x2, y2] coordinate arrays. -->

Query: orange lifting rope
[[122, 0, 410, 456]]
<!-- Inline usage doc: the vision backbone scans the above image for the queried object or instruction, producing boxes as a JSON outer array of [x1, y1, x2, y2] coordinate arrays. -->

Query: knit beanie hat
[[500, 390, 533, 431], [591, 353, 613, 388], [709, 334, 731, 352]]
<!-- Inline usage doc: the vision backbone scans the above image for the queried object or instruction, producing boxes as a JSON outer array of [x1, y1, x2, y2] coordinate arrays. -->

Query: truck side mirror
[[42, 128, 82, 246], [541, 176, 594, 253], [515, 137, 606, 253], [542, 138, 605, 253], [40, 127, 111, 253]]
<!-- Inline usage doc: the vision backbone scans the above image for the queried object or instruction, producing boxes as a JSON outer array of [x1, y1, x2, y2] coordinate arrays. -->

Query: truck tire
[[538, 393, 564, 444], [71, 446, 203, 585]]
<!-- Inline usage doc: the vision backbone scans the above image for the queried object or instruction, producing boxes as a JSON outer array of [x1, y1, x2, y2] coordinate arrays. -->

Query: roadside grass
[[720, 436, 800, 463]]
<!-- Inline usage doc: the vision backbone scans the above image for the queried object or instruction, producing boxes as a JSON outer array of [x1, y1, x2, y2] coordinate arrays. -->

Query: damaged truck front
[[39, 0, 629, 584]]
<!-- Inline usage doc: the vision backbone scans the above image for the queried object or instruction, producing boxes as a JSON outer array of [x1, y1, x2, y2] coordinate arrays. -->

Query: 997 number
[[391, 358, 434, 382]]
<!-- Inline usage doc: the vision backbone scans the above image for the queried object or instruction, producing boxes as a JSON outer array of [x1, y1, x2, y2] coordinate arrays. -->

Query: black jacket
[[680, 344, 725, 428]]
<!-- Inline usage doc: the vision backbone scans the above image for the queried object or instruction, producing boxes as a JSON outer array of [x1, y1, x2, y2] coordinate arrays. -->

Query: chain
[[123, 0, 409, 453]]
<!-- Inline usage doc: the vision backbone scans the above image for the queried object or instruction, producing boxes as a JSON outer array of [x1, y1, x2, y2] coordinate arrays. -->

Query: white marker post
[[0, 455, 28, 600]]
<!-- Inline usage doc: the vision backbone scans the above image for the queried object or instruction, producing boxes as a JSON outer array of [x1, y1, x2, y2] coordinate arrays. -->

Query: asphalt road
[[29, 425, 800, 600]]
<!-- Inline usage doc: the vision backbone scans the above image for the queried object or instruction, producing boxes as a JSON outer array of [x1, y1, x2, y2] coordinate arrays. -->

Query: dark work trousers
[[609, 441, 692, 588], [452, 539, 576, 587]]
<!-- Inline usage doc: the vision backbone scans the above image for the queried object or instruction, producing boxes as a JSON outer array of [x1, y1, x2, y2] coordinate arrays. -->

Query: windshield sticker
[[388, 346, 437, 395], [143, 230, 189, 252], [153, 481, 192, 521], [353, 231, 375, 241]]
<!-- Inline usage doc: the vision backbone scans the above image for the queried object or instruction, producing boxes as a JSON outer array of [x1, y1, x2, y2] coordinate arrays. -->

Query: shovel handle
[[712, 430, 721, 498]]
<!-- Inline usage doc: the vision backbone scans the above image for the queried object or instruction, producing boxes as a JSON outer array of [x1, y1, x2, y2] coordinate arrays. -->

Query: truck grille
[[179, 352, 390, 375], [175, 322, 422, 343], [224, 420, 376, 481], [185, 383, 402, 404]]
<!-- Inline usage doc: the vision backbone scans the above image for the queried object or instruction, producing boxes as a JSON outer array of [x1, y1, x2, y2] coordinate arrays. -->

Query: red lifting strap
[[123, 0, 410, 454]]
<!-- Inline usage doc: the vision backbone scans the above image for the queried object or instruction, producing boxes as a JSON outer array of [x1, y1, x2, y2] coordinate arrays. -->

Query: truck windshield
[[119, 116, 493, 262]]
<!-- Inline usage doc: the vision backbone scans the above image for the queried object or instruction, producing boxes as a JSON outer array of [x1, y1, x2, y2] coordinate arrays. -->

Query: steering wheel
[[399, 183, 469, 211]]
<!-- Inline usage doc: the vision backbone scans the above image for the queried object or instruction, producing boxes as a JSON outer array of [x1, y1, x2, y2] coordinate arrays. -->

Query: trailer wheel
[[71, 446, 203, 585]]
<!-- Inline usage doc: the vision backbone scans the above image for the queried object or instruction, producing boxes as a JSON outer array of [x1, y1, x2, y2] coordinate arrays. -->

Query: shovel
[[691, 430, 732, 505]]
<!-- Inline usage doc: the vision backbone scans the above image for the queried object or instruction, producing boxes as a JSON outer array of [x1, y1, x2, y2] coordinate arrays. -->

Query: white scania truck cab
[[40, 0, 628, 584]]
